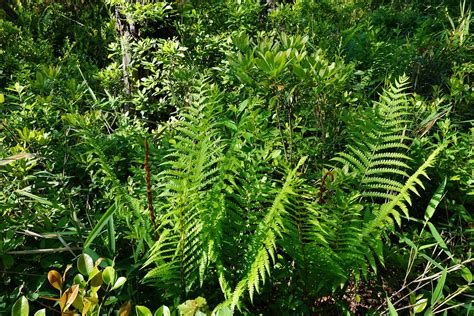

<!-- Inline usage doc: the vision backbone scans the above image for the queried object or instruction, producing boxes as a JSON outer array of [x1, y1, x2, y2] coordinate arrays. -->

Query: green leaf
[[107, 216, 116, 255], [77, 253, 94, 276], [414, 298, 428, 314], [431, 268, 447, 305], [0, 93, 4, 103], [427, 223, 452, 256], [215, 306, 232, 316], [111, 276, 126, 290], [154, 305, 170, 316], [33, 309, 46, 316], [11, 296, 29, 316], [387, 297, 398, 316], [15, 190, 52, 206], [102, 266, 116, 286], [461, 267, 472, 283], [136, 305, 153, 316], [83, 203, 116, 249], [424, 177, 446, 221]]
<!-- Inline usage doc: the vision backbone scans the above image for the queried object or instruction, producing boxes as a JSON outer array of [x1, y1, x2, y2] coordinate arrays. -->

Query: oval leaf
[[11, 296, 29, 316], [77, 254, 94, 276], [102, 266, 116, 286], [461, 267, 472, 283], [90, 271, 103, 288], [413, 298, 428, 314], [111, 276, 127, 290], [47, 270, 63, 291], [33, 309, 46, 316]]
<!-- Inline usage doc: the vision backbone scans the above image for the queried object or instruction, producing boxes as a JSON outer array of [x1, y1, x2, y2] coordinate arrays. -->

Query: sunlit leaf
[[11, 296, 29, 316]]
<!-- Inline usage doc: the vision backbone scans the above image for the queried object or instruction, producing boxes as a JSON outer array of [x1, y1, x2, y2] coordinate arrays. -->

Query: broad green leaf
[[34, 309, 46, 316], [102, 266, 116, 286], [136, 305, 153, 316], [424, 177, 446, 221], [431, 268, 447, 305], [84, 203, 116, 250], [77, 253, 94, 276], [414, 298, 428, 313], [11, 296, 29, 316], [0, 93, 4, 103], [387, 297, 398, 316]]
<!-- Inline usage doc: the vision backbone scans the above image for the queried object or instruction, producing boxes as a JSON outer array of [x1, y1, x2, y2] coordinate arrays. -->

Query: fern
[[143, 82, 224, 297], [277, 76, 446, 295], [229, 157, 306, 309]]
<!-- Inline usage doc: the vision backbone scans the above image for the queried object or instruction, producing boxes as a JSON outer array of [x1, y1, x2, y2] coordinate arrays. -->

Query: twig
[[7, 247, 82, 255]]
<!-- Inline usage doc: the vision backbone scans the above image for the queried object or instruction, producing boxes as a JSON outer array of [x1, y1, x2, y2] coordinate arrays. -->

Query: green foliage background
[[0, 0, 472, 314]]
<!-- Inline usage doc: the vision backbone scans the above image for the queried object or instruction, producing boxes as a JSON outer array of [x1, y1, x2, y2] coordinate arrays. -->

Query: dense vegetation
[[1, 0, 472, 315]]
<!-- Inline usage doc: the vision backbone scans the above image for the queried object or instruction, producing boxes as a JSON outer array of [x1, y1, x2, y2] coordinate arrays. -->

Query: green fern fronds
[[229, 157, 307, 310], [143, 82, 224, 297]]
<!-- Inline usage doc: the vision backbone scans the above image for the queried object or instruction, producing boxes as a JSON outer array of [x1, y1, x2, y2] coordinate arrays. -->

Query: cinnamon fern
[[143, 76, 446, 310]]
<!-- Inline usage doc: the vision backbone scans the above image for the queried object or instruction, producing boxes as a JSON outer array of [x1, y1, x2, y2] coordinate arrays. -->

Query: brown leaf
[[48, 270, 63, 291], [119, 301, 132, 316], [60, 285, 79, 312]]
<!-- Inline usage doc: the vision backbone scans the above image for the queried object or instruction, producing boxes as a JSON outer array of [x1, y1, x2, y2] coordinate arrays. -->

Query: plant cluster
[[1, 0, 472, 315]]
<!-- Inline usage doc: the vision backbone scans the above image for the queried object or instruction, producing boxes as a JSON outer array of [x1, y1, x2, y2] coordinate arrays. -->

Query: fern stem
[[144, 138, 158, 236]]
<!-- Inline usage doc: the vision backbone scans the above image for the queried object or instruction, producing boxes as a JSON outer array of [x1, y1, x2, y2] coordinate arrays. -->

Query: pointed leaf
[[431, 268, 447, 305], [136, 305, 153, 316], [424, 177, 447, 221], [83, 203, 116, 250], [11, 296, 29, 316], [413, 298, 428, 313], [387, 297, 398, 315], [154, 305, 170, 316], [111, 277, 126, 290], [427, 223, 451, 256]]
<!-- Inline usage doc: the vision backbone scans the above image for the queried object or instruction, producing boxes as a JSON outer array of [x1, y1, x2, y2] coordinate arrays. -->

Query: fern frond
[[229, 157, 307, 310]]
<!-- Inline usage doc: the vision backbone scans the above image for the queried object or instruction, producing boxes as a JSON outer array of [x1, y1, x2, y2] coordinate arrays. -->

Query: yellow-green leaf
[[102, 266, 116, 286], [413, 298, 428, 314], [11, 296, 29, 316], [136, 306, 153, 316]]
